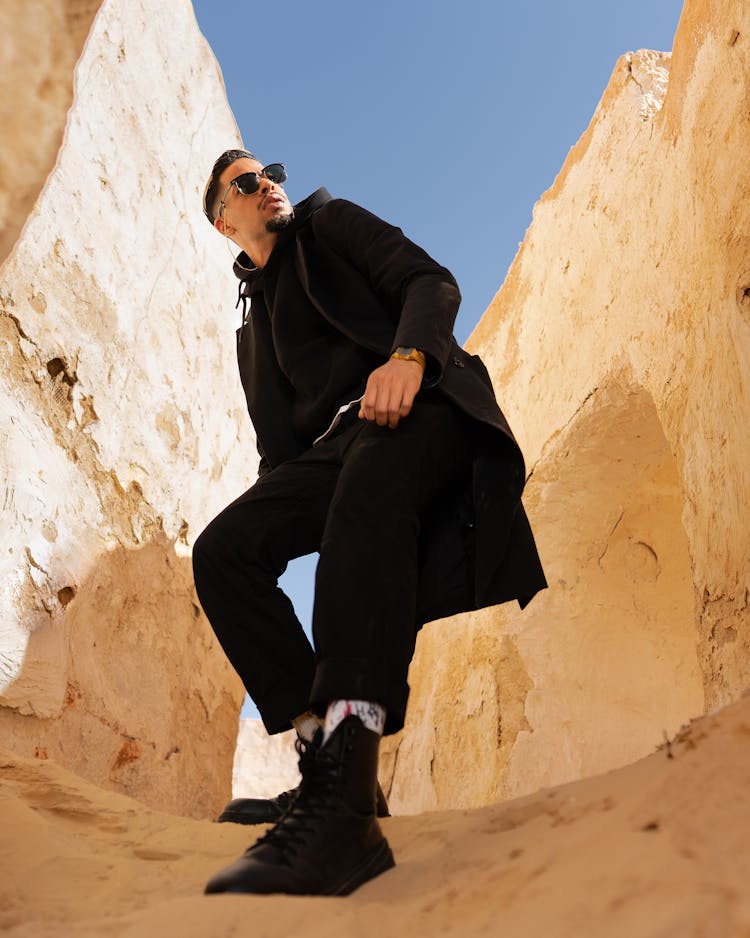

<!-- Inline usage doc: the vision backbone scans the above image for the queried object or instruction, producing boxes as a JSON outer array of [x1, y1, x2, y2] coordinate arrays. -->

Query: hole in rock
[[46, 357, 76, 385], [57, 586, 76, 607]]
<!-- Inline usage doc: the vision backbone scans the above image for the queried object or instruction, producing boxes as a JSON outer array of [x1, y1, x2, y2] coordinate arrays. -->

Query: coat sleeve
[[311, 199, 461, 384]]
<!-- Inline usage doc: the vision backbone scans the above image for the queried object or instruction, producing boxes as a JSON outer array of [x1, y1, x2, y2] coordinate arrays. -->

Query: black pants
[[192, 394, 471, 736]]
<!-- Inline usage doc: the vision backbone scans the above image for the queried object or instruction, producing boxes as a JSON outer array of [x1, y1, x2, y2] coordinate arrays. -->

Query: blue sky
[[191, 0, 684, 719]]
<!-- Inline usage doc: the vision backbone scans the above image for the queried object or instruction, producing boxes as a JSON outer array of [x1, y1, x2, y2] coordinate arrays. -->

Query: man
[[194, 149, 546, 896]]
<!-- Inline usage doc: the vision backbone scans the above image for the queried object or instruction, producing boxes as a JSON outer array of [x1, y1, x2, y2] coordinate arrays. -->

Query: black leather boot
[[205, 716, 395, 896], [216, 733, 390, 825]]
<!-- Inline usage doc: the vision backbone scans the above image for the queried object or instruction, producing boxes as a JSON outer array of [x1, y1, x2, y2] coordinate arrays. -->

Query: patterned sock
[[291, 711, 323, 742], [323, 699, 386, 742]]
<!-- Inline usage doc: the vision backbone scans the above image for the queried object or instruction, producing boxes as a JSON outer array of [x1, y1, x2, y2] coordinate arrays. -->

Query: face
[[214, 157, 293, 242]]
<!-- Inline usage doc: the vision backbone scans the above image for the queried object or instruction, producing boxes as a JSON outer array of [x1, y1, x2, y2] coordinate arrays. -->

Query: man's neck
[[238, 230, 279, 270]]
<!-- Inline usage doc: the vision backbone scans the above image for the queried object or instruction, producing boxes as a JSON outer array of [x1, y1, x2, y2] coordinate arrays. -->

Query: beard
[[266, 207, 294, 233]]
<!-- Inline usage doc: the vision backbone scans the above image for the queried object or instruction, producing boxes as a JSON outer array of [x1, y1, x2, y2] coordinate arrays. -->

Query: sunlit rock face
[[0, 0, 254, 818], [0, 0, 103, 265], [384, 2, 750, 813], [232, 721, 299, 800]]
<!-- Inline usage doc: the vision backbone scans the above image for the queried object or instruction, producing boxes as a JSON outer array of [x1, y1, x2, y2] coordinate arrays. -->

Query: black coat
[[233, 190, 547, 621]]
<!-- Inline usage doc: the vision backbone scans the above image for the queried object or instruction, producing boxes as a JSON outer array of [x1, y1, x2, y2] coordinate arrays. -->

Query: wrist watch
[[391, 346, 426, 368]]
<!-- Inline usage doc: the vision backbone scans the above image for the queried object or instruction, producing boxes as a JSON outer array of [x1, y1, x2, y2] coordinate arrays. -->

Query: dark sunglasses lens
[[264, 163, 287, 184], [233, 172, 260, 195]]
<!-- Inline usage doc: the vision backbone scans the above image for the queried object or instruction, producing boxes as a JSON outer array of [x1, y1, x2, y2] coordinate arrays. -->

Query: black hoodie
[[234, 189, 383, 447]]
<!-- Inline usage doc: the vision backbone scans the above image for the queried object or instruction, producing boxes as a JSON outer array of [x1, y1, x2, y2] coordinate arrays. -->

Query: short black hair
[[203, 148, 256, 224]]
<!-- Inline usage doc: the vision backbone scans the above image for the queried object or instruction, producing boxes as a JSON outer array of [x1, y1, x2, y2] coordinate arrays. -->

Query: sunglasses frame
[[218, 163, 287, 217]]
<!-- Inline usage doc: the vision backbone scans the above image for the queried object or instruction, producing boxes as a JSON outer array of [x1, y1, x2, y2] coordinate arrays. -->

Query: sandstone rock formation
[[232, 721, 298, 800], [3, 692, 750, 936], [0, 0, 255, 817], [384, 0, 750, 812], [4, 0, 746, 841], [0, 0, 102, 266]]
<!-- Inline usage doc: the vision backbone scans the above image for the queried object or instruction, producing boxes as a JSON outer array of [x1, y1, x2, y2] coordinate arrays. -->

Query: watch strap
[[390, 346, 426, 368]]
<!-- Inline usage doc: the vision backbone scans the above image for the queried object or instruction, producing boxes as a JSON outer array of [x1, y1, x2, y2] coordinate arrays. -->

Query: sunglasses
[[219, 163, 287, 214]]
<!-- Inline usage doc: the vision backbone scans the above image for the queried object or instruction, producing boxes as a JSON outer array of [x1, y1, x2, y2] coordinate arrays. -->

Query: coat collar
[[232, 187, 333, 281]]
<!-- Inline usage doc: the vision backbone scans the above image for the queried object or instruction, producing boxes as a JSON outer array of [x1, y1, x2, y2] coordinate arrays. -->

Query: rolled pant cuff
[[309, 657, 409, 736], [256, 680, 313, 736]]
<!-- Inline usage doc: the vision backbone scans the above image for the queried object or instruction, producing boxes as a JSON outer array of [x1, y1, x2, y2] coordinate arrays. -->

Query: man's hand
[[358, 358, 424, 429]]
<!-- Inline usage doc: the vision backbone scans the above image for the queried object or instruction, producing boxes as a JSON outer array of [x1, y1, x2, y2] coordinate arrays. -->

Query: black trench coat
[[233, 189, 547, 623]]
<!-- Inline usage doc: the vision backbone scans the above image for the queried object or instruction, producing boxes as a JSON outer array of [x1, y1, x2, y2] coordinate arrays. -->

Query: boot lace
[[251, 738, 340, 861], [272, 736, 319, 813]]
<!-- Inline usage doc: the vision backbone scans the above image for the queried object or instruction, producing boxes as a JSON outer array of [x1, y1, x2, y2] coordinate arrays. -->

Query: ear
[[213, 216, 233, 237]]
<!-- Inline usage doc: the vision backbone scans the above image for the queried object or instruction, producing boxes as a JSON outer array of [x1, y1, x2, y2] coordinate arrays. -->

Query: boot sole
[[216, 811, 279, 825], [324, 839, 396, 896], [217, 805, 390, 825]]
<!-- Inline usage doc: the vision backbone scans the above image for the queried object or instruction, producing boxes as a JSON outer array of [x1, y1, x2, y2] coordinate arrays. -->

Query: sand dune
[[2, 692, 749, 937]]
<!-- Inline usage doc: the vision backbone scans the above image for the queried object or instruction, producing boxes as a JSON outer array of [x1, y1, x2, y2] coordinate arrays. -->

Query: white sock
[[323, 700, 386, 742], [291, 711, 322, 742]]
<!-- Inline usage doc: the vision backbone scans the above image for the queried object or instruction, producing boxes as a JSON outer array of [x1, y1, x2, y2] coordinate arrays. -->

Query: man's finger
[[360, 374, 378, 421], [386, 379, 409, 428], [399, 385, 416, 417], [388, 386, 404, 429], [374, 381, 391, 426]]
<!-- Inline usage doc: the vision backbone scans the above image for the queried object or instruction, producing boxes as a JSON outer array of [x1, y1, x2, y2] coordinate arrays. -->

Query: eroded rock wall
[[0, 0, 103, 266], [0, 0, 254, 817], [385, 0, 750, 813]]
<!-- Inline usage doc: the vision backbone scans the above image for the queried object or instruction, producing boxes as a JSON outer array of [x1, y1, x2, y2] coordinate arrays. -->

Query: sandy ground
[[2, 693, 750, 938]]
